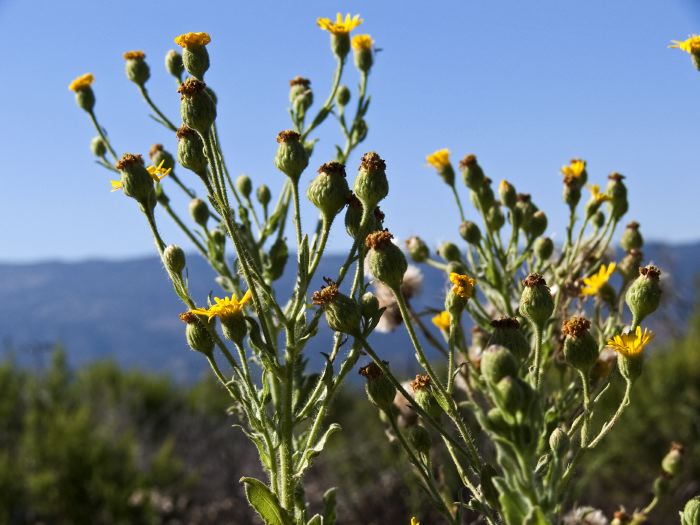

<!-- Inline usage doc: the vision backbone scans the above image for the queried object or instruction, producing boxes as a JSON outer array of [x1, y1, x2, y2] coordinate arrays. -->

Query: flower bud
[[274, 130, 309, 181], [352, 34, 374, 72], [361, 291, 380, 319], [256, 184, 271, 207], [189, 198, 209, 228], [289, 76, 311, 103], [359, 362, 396, 411], [165, 49, 184, 80], [446, 272, 476, 315], [487, 205, 506, 231], [149, 144, 175, 172], [459, 221, 482, 245], [69, 73, 95, 112], [344, 194, 383, 238], [352, 119, 368, 143], [499, 180, 517, 209], [478, 178, 496, 211], [516, 194, 537, 232], [181, 312, 214, 356], [178, 78, 216, 134], [163, 244, 186, 276], [606, 173, 629, 220], [527, 210, 548, 238], [312, 279, 362, 336], [331, 33, 351, 60], [488, 317, 529, 361], [307, 161, 350, 220], [336, 84, 351, 107], [405, 236, 429, 263], [263, 238, 289, 282], [534, 237, 554, 261], [123, 50, 150, 86], [459, 154, 485, 191], [562, 316, 599, 372], [619, 249, 643, 283], [486, 407, 509, 434], [563, 181, 582, 209], [625, 265, 662, 324], [549, 428, 569, 456], [115, 154, 156, 209], [620, 221, 643, 251], [519, 274, 554, 328], [236, 174, 252, 198], [407, 425, 431, 456], [174, 32, 211, 79], [592, 210, 606, 230], [661, 442, 684, 477], [366, 230, 407, 291], [481, 344, 518, 384], [438, 242, 461, 263], [90, 136, 107, 157], [353, 152, 388, 211], [293, 89, 313, 116], [496, 376, 525, 415], [411, 375, 442, 420], [176, 125, 208, 175], [681, 496, 700, 525]]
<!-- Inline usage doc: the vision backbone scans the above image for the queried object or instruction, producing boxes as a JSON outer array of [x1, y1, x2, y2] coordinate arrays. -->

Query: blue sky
[[1, 0, 699, 262]]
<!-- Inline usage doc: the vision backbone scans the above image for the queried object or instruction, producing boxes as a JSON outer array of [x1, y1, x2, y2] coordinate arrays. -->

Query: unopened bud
[[366, 230, 407, 291], [336, 84, 351, 106], [499, 180, 517, 209], [625, 265, 662, 324], [359, 362, 396, 411], [307, 161, 350, 220], [487, 205, 506, 231], [354, 152, 388, 210], [438, 242, 461, 263], [274, 130, 309, 181], [176, 125, 208, 175], [593, 210, 606, 230], [236, 174, 252, 198], [681, 496, 700, 525], [165, 49, 184, 80], [407, 424, 431, 456], [352, 34, 374, 72], [405, 236, 429, 263], [562, 316, 599, 372], [289, 76, 311, 103], [189, 198, 209, 227], [549, 428, 569, 456], [528, 210, 548, 238], [481, 345, 518, 384], [519, 274, 554, 328], [459, 221, 482, 245], [534, 237, 554, 261], [90, 136, 107, 158], [178, 78, 216, 134], [163, 244, 186, 276], [123, 50, 150, 86], [563, 181, 582, 209], [149, 144, 175, 173], [488, 317, 529, 361], [360, 291, 380, 319], [661, 442, 684, 477], [620, 221, 644, 251], [496, 376, 525, 415], [256, 184, 271, 207]]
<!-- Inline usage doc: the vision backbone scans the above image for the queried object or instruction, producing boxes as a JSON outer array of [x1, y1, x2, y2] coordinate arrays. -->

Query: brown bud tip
[[347, 193, 362, 209], [374, 206, 385, 223], [318, 161, 346, 177], [176, 125, 197, 140], [459, 154, 477, 169], [365, 229, 394, 250], [608, 172, 625, 181], [670, 441, 684, 453], [639, 265, 661, 280], [177, 78, 207, 98], [359, 361, 385, 380], [490, 317, 520, 330], [115, 153, 144, 170], [411, 374, 431, 392], [613, 511, 630, 520], [626, 221, 640, 230], [561, 316, 591, 338], [149, 143, 164, 159], [179, 311, 198, 324], [360, 151, 386, 172], [276, 130, 301, 143], [289, 76, 311, 87], [311, 277, 339, 306], [522, 273, 547, 288], [517, 193, 531, 203], [123, 50, 145, 60]]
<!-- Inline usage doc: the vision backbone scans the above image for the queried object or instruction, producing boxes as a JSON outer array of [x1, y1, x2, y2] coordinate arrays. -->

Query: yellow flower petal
[[581, 262, 616, 296], [317, 13, 363, 35], [69, 73, 94, 92], [449, 272, 476, 300], [110, 180, 123, 192], [174, 32, 211, 48], [607, 326, 654, 358], [432, 311, 451, 331], [426, 148, 450, 170], [669, 35, 700, 54]]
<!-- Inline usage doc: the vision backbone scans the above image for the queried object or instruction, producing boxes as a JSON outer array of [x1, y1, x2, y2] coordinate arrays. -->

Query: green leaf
[[322, 487, 338, 525], [524, 506, 551, 525], [240, 477, 292, 525], [492, 476, 530, 525], [294, 423, 341, 477], [306, 515, 323, 525]]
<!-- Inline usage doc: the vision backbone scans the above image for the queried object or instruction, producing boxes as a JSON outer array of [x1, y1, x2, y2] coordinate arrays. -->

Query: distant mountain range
[[1, 242, 698, 381]]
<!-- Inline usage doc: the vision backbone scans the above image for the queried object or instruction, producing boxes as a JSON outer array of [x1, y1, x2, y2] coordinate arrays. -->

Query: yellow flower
[[411, 518, 420, 525], [190, 291, 252, 321], [123, 50, 145, 60], [317, 13, 363, 35], [147, 160, 172, 182], [607, 326, 654, 358], [450, 272, 476, 299], [560, 159, 586, 180], [588, 184, 610, 204], [110, 180, 123, 192], [174, 32, 211, 48], [426, 149, 451, 171], [351, 34, 373, 51], [68, 73, 94, 92], [669, 35, 700, 55], [581, 262, 616, 296], [432, 311, 451, 331]]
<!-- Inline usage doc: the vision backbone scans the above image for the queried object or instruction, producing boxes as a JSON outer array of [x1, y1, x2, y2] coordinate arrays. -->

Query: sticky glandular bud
[[438, 242, 462, 263], [405, 236, 429, 263], [307, 161, 350, 220], [459, 221, 482, 245], [312, 279, 362, 336], [165, 49, 184, 80], [274, 130, 309, 181], [236, 175, 252, 198], [176, 125, 208, 175], [562, 316, 599, 372], [256, 184, 271, 207], [480, 344, 518, 384], [519, 273, 554, 328], [178, 78, 216, 134], [353, 152, 388, 211], [625, 265, 662, 324], [189, 198, 209, 228], [365, 230, 407, 291], [90, 136, 107, 158], [620, 221, 644, 251], [459, 154, 485, 191], [359, 362, 396, 411], [534, 237, 554, 261], [488, 317, 530, 361]]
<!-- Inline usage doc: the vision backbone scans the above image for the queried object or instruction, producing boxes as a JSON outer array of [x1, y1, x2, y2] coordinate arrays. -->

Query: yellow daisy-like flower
[[432, 311, 451, 331], [123, 50, 145, 60], [147, 160, 172, 182], [560, 158, 586, 181], [351, 34, 373, 51], [588, 184, 610, 204], [68, 73, 94, 92], [449, 272, 476, 300], [607, 326, 654, 358], [174, 32, 211, 48], [317, 13, 363, 35], [669, 35, 700, 55], [426, 149, 451, 171], [411, 518, 420, 525], [190, 291, 252, 321], [581, 262, 616, 296]]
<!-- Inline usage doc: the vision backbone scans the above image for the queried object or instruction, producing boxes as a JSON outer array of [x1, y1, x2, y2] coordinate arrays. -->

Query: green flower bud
[[336, 84, 351, 106], [289, 76, 311, 103], [499, 180, 517, 209], [528, 210, 548, 238], [330, 33, 351, 60], [178, 78, 216, 135], [274, 130, 309, 181], [411, 375, 442, 420], [459, 154, 485, 191], [459, 221, 482, 245], [359, 362, 396, 411], [189, 198, 209, 228], [620, 221, 643, 251], [478, 179, 496, 211], [115, 154, 156, 209], [181, 312, 214, 356], [165, 49, 184, 80], [438, 242, 461, 263], [352, 35, 374, 72], [405, 236, 429, 263], [312, 279, 362, 336], [236, 174, 252, 198], [618, 351, 644, 383], [360, 291, 380, 319], [307, 161, 350, 219], [176, 125, 208, 175], [606, 173, 629, 220], [625, 265, 662, 324], [352, 119, 368, 143], [407, 425, 431, 456], [681, 496, 700, 525], [256, 184, 271, 207], [353, 152, 388, 211], [446, 261, 468, 275], [563, 180, 582, 209], [472, 326, 489, 353], [481, 345, 518, 384], [619, 249, 644, 284], [163, 244, 186, 276], [293, 89, 313, 116], [516, 194, 537, 232], [263, 238, 289, 282], [176, 34, 210, 79], [344, 194, 383, 238], [495, 376, 525, 415], [486, 407, 509, 433], [487, 205, 506, 231], [549, 428, 569, 456], [69, 73, 95, 112], [149, 144, 175, 172], [562, 316, 599, 372], [123, 50, 150, 86], [366, 230, 408, 291], [90, 136, 107, 158], [488, 317, 529, 361], [661, 442, 684, 477], [534, 237, 554, 261], [519, 274, 554, 328]]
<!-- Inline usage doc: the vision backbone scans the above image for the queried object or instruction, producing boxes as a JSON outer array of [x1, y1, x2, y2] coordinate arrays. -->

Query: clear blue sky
[[1, 0, 699, 262]]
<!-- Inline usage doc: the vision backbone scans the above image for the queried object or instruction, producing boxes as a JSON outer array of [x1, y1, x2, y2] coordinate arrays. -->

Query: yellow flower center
[[449, 272, 476, 300], [351, 34, 373, 51], [123, 50, 145, 60], [147, 160, 172, 182], [580, 262, 616, 296], [561, 159, 586, 180], [426, 148, 451, 171], [317, 13, 363, 35], [431, 311, 451, 331], [588, 184, 611, 204], [607, 326, 654, 358], [670, 35, 700, 55], [68, 73, 94, 92], [174, 32, 211, 48]]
